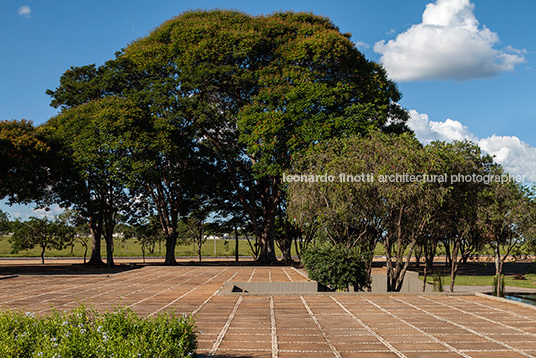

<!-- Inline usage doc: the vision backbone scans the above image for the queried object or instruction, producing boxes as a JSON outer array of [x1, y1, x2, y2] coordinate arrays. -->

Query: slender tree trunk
[[415, 245, 422, 268], [423, 263, 428, 292], [197, 237, 202, 263], [494, 244, 501, 277], [494, 244, 503, 297], [41, 245, 46, 264], [83, 244, 87, 264], [449, 240, 460, 292], [234, 222, 239, 262]]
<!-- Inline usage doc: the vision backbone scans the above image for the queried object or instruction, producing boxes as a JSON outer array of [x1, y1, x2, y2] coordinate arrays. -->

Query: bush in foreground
[[0, 305, 196, 358], [302, 242, 371, 291]]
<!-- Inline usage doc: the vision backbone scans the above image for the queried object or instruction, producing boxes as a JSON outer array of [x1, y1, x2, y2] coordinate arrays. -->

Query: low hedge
[[0, 305, 196, 358]]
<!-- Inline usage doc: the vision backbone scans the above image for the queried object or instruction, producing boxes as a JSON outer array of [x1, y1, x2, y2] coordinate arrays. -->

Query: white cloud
[[408, 109, 536, 182], [17, 5, 31, 18], [408, 110, 477, 143], [374, 0, 525, 81], [354, 41, 370, 51]]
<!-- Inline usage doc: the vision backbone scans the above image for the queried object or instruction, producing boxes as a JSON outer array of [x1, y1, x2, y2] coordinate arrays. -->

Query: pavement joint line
[[360, 296, 472, 358], [420, 296, 536, 337], [300, 296, 342, 358], [282, 268, 293, 282], [454, 296, 536, 323], [0, 265, 151, 305], [278, 350, 338, 353], [208, 295, 243, 357], [330, 296, 407, 358], [217, 348, 271, 352], [248, 268, 256, 282], [149, 268, 228, 316], [291, 266, 309, 280], [191, 268, 242, 316], [270, 296, 278, 358], [392, 296, 536, 358], [128, 269, 209, 308], [35, 267, 173, 313], [38, 267, 193, 312]]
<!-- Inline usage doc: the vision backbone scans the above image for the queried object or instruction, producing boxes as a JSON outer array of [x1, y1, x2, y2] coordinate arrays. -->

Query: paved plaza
[[2, 263, 536, 357]]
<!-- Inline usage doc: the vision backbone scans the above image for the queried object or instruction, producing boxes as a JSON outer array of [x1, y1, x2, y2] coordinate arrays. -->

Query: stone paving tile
[[3, 265, 536, 357]]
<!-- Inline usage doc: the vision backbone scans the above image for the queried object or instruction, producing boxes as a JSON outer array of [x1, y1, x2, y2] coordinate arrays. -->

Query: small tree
[[120, 216, 165, 263], [10, 216, 75, 264]]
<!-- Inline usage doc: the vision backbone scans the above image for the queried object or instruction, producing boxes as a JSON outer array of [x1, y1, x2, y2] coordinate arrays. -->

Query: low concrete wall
[[220, 270, 433, 295], [370, 271, 432, 293], [227, 281, 318, 293]]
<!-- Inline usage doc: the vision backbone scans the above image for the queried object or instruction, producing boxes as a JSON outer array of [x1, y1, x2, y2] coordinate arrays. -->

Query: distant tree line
[[288, 132, 536, 291]]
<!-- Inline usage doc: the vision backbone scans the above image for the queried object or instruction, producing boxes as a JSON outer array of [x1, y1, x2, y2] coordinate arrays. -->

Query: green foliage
[[0, 120, 52, 205], [0, 305, 196, 358], [302, 242, 370, 291]]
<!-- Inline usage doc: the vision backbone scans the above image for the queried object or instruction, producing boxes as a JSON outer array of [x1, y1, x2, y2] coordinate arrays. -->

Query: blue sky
[[2, 0, 536, 218]]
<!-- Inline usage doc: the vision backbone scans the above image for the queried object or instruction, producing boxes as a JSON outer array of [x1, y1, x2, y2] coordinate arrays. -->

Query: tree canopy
[[43, 10, 409, 264]]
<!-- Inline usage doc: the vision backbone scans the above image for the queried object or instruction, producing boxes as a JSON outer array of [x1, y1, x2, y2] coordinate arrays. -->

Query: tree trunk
[[87, 217, 104, 265], [423, 244, 436, 292], [197, 238, 202, 263], [449, 240, 460, 292], [414, 245, 422, 269], [280, 243, 292, 264], [164, 232, 178, 265], [83, 243, 88, 264], [41, 245, 46, 264], [495, 244, 503, 297], [423, 263, 428, 292], [103, 212, 115, 267], [105, 236, 114, 267], [234, 222, 239, 262], [257, 198, 279, 264]]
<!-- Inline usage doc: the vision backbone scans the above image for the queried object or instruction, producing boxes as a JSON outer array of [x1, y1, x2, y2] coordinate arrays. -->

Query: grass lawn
[[422, 273, 536, 289], [0, 235, 299, 259]]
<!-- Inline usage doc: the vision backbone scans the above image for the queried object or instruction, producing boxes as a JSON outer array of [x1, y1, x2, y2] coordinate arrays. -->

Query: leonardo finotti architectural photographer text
[[282, 173, 526, 184]]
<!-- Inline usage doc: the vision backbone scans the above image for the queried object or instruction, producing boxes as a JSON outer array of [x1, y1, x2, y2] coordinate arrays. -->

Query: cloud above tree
[[408, 110, 536, 182], [374, 0, 525, 81]]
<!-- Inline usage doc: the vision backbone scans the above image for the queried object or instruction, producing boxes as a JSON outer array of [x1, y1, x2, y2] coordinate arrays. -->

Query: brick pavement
[[1, 265, 536, 357]]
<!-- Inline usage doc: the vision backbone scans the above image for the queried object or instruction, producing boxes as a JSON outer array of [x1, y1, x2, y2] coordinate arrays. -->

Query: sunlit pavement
[[1, 264, 536, 357]]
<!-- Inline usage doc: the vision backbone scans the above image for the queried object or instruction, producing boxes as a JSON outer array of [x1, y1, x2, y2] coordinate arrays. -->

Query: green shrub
[[0, 305, 196, 358], [302, 242, 370, 291]]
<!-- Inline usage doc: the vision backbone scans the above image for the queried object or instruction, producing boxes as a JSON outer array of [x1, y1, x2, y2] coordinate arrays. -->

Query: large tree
[[120, 10, 409, 263], [46, 10, 408, 264], [41, 97, 144, 266]]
